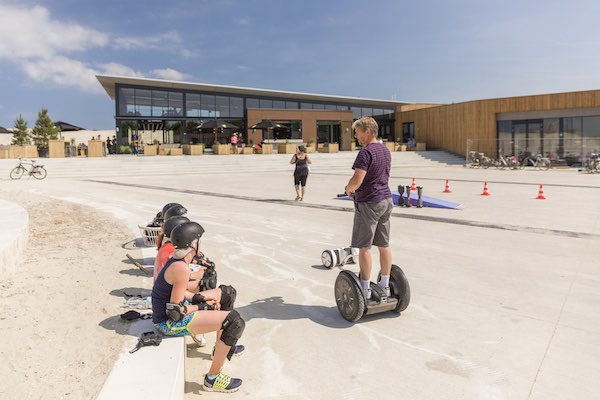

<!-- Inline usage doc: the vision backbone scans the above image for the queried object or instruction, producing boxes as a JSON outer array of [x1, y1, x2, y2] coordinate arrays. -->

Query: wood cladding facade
[[395, 89, 600, 156]]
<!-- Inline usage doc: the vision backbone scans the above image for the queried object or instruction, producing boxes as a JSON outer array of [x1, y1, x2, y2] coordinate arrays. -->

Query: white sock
[[360, 279, 370, 292], [379, 275, 390, 289]]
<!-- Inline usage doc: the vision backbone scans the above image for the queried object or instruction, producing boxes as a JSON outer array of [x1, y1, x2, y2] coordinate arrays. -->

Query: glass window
[[168, 92, 183, 117], [216, 96, 229, 117], [351, 107, 361, 119], [201, 94, 215, 117], [563, 117, 582, 159], [286, 101, 298, 109], [301, 102, 312, 109], [186, 93, 202, 117], [337, 105, 349, 111], [230, 97, 243, 117], [384, 109, 395, 118], [151, 90, 169, 117], [273, 100, 285, 109], [361, 107, 373, 117], [583, 116, 600, 137], [325, 104, 336, 111], [312, 103, 325, 110], [373, 108, 384, 117], [543, 118, 560, 160], [118, 87, 135, 116], [135, 89, 152, 116], [246, 98, 259, 108], [259, 99, 273, 108]]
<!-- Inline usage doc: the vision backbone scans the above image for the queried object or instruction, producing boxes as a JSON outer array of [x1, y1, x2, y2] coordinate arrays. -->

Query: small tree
[[11, 114, 30, 145], [31, 109, 59, 151]]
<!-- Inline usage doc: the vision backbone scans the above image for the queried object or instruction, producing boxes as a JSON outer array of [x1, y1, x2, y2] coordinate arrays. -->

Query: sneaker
[[203, 371, 242, 393], [364, 288, 372, 300], [381, 286, 391, 297], [299, 197, 303, 201], [295, 196, 300, 201], [211, 344, 245, 360], [191, 334, 207, 347]]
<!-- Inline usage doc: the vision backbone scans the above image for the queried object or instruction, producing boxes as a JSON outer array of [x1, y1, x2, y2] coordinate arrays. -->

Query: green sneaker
[[203, 371, 242, 393]]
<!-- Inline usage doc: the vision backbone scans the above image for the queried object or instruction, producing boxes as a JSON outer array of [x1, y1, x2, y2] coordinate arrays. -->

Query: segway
[[334, 265, 410, 322], [321, 247, 358, 268]]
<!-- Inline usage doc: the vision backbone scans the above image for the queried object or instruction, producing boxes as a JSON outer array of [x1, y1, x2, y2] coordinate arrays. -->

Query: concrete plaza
[[1, 151, 599, 399]]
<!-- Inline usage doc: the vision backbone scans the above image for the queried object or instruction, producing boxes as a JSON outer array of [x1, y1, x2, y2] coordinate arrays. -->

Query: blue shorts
[[154, 312, 198, 337]]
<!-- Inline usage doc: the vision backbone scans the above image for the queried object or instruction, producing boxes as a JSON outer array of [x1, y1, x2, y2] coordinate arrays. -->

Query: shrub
[[119, 145, 132, 154]]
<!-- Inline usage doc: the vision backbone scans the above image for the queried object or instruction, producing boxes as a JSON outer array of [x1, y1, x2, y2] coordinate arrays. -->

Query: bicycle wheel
[[10, 166, 25, 180], [31, 166, 47, 180], [542, 160, 551, 170]]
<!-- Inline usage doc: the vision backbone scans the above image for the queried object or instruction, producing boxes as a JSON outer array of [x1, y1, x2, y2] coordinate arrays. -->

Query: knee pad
[[219, 285, 237, 311], [220, 310, 245, 348]]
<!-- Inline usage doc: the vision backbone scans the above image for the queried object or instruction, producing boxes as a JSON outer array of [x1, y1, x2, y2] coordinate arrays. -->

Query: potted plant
[[278, 138, 296, 154], [306, 138, 316, 153]]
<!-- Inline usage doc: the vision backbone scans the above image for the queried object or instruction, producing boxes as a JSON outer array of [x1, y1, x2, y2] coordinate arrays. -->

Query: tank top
[[294, 154, 309, 174], [151, 257, 179, 323]]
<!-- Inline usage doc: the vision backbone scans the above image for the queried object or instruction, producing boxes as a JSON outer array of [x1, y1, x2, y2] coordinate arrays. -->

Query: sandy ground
[[0, 192, 145, 400]]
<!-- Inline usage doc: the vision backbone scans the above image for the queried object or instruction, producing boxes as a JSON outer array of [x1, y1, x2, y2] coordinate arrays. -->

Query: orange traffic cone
[[443, 180, 452, 193], [536, 185, 546, 200], [411, 178, 417, 191], [481, 182, 490, 196]]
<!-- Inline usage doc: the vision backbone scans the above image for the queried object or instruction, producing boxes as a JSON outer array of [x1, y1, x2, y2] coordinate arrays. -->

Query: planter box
[[350, 142, 356, 151], [256, 144, 273, 154], [167, 148, 183, 156], [383, 142, 396, 152], [182, 144, 204, 155], [416, 142, 427, 151], [0, 145, 39, 159], [318, 143, 339, 153], [240, 147, 253, 154], [88, 140, 105, 157], [0, 145, 10, 159], [48, 140, 66, 158], [144, 145, 158, 156], [278, 143, 297, 154], [306, 146, 316, 153], [213, 144, 231, 155], [396, 144, 407, 152]]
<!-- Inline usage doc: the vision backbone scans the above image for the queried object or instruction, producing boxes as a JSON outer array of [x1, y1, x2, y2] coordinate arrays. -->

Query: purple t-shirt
[[352, 142, 392, 203]]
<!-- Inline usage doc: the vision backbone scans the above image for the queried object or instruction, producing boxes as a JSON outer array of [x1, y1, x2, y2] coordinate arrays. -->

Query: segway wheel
[[335, 272, 365, 322], [390, 265, 411, 313], [321, 250, 337, 269]]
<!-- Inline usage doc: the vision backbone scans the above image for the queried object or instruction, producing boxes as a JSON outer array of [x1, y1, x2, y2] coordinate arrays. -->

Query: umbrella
[[250, 119, 289, 141], [198, 119, 239, 144]]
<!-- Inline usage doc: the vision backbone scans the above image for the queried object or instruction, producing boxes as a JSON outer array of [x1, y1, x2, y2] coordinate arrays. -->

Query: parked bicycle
[[9, 158, 47, 180], [519, 153, 551, 170], [495, 154, 519, 170], [580, 153, 600, 174], [468, 151, 492, 169]]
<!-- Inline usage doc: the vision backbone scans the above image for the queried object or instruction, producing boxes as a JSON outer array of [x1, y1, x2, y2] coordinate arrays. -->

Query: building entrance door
[[317, 122, 341, 144]]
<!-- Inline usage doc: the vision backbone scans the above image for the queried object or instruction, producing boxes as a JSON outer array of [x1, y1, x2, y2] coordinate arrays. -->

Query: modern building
[[97, 75, 600, 163], [96, 75, 403, 151]]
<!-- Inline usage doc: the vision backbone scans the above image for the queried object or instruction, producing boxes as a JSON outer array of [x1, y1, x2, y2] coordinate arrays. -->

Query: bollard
[[405, 185, 412, 208], [417, 186, 423, 208], [397, 185, 405, 207]]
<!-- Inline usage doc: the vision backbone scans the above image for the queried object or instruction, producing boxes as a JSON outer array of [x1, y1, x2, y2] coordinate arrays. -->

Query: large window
[[186, 93, 202, 117], [201, 94, 216, 117], [216, 96, 229, 117], [230, 97, 243, 117], [246, 98, 259, 108], [259, 99, 273, 108], [118, 87, 135, 115], [135, 89, 152, 116]]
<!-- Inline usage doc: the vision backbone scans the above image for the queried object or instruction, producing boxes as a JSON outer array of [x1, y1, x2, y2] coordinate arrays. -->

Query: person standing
[[344, 117, 393, 299], [230, 132, 238, 153], [290, 145, 311, 201], [131, 131, 139, 155]]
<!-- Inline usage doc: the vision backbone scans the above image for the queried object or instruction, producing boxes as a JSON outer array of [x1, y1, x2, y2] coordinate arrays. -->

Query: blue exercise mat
[[336, 191, 462, 209]]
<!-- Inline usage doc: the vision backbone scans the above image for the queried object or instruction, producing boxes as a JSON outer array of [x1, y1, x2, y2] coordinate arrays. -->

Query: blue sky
[[2, 0, 600, 129]]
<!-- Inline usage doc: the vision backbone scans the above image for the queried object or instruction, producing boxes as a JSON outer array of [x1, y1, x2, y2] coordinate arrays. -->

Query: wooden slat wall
[[396, 89, 600, 156]]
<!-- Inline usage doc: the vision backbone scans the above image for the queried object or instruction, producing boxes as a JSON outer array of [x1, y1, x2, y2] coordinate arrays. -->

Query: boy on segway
[[344, 117, 394, 300]]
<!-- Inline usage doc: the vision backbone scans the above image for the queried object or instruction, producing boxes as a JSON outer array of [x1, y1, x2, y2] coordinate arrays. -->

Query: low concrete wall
[[0, 199, 29, 280]]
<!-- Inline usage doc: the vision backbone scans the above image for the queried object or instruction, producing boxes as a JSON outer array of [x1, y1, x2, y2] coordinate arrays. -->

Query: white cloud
[[113, 30, 181, 50], [233, 17, 250, 26], [0, 4, 191, 93], [0, 4, 108, 60], [150, 68, 189, 81]]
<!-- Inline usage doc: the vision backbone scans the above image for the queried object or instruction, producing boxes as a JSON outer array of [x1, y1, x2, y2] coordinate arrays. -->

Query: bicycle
[[468, 151, 492, 169], [580, 153, 600, 174], [9, 158, 47, 180], [495, 154, 518, 170], [519, 153, 551, 170]]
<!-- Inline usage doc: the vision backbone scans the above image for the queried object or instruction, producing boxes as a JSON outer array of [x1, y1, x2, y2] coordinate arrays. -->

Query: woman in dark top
[[289, 145, 312, 201]]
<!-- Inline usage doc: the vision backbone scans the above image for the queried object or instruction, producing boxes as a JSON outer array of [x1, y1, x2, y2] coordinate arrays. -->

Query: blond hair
[[352, 117, 379, 137]]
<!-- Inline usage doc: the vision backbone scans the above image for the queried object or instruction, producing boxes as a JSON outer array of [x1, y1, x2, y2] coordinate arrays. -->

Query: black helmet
[[163, 216, 190, 238], [163, 205, 187, 221], [162, 202, 183, 217], [171, 222, 205, 249]]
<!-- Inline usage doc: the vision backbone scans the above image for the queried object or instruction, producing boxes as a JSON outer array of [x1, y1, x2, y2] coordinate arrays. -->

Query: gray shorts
[[351, 198, 393, 249]]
